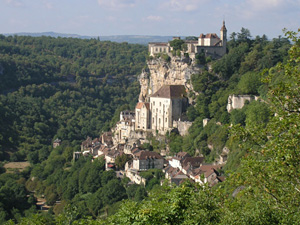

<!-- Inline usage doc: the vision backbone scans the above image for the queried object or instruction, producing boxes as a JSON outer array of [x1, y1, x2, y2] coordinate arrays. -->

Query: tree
[[115, 154, 131, 170], [169, 39, 185, 51], [227, 28, 300, 224], [237, 72, 262, 95]]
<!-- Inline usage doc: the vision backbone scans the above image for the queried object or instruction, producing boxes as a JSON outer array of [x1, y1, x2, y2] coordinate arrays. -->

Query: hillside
[[0, 28, 299, 224]]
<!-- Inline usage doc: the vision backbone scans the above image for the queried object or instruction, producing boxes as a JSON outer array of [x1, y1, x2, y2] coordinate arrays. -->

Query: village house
[[132, 150, 164, 171], [169, 151, 191, 169], [113, 111, 136, 144], [181, 156, 205, 174], [189, 164, 224, 186], [81, 136, 92, 151], [100, 132, 113, 147]]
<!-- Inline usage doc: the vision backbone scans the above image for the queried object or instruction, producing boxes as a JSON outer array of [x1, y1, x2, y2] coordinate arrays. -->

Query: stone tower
[[220, 20, 227, 55], [220, 20, 227, 47]]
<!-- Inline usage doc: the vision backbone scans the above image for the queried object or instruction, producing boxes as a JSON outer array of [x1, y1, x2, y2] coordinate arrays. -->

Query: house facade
[[132, 150, 164, 171], [135, 102, 150, 130]]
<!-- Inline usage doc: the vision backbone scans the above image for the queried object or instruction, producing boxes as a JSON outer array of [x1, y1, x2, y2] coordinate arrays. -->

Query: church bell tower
[[220, 20, 227, 45]]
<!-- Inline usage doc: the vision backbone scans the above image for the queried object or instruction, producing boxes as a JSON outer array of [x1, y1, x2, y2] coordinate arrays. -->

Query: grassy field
[[4, 161, 30, 172]]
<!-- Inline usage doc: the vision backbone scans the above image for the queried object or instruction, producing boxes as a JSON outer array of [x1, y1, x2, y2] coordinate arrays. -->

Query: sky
[[1, 0, 300, 39]]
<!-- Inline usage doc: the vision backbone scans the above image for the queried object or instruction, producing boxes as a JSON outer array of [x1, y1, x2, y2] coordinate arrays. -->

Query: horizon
[[1, 0, 300, 39]]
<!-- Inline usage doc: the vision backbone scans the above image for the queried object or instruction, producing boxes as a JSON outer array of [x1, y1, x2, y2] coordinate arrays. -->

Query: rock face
[[138, 57, 201, 101]]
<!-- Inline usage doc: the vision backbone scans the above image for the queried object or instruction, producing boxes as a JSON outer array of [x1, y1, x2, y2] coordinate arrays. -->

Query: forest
[[0, 27, 299, 224]]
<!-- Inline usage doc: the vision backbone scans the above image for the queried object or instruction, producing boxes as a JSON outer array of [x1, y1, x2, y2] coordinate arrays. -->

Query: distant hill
[[3, 32, 179, 45]]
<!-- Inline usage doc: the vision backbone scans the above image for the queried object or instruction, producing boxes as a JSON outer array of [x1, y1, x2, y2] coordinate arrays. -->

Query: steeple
[[220, 20, 227, 32], [220, 20, 227, 43]]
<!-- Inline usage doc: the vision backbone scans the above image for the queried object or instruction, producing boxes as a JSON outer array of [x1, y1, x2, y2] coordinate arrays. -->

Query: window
[[159, 102, 161, 106], [165, 118, 167, 122]]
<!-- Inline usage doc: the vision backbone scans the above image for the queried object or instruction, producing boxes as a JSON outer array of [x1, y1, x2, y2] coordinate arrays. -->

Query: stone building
[[134, 85, 188, 134], [132, 150, 164, 171], [227, 95, 259, 112], [148, 42, 171, 56], [150, 85, 188, 133], [148, 21, 227, 59], [113, 111, 135, 144]]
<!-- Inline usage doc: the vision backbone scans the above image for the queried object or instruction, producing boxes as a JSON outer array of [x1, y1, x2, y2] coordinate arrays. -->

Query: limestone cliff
[[138, 57, 201, 101]]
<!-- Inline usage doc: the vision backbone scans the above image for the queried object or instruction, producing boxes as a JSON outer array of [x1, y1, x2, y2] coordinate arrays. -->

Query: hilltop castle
[[113, 22, 228, 143], [148, 21, 227, 59]]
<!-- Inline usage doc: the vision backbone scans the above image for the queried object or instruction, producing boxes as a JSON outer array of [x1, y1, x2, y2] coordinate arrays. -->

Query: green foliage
[[237, 72, 262, 95], [161, 53, 171, 62], [169, 39, 185, 51], [0, 36, 147, 92], [0, 173, 33, 222], [115, 154, 131, 170], [108, 182, 221, 225], [0, 36, 144, 163], [168, 132, 183, 154], [244, 101, 270, 127]]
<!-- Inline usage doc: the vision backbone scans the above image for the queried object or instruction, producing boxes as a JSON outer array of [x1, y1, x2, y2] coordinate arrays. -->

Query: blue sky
[[1, 0, 300, 39]]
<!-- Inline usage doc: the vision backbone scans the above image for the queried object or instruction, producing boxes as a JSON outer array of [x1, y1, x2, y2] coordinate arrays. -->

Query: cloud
[[5, 0, 24, 7], [160, 0, 208, 12], [97, 0, 137, 9], [145, 15, 163, 22]]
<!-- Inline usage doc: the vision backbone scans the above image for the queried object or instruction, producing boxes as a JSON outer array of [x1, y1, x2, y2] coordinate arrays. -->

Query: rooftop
[[151, 85, 186, 99]]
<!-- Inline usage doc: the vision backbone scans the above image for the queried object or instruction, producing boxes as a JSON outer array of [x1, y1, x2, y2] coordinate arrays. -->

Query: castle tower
[[220, 20, 227, 55], [220, 20, 227, 46]]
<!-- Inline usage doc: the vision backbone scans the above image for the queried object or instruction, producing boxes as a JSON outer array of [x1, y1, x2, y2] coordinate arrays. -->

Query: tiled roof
[[132, 148, 142, 155], [182, 157, 204, 168], [176, 152, 191, 159], [82, 136, 92, 147], [199, 33, 220, 39], [136, 102, 150, 110], [134, 150, 163, 160], [149, 42, 169, 46], [101, 132, 113, 143], [151, 85, 186, 99]]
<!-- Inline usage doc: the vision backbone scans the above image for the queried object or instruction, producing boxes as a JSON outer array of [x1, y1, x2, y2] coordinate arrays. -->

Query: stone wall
[[227, 95, 258, 112], [173, 120, 193, 136]]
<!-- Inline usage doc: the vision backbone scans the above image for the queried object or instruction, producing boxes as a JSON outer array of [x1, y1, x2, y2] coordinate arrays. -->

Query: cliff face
[[138, 57, 201, 101]]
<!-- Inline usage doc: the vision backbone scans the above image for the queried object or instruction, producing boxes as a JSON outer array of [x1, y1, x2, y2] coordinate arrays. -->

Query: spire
[[221, 20, 227, 31]]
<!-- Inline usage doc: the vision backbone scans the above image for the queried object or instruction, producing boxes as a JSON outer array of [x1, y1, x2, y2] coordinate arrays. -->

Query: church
[[135, 85, 188, 134]]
